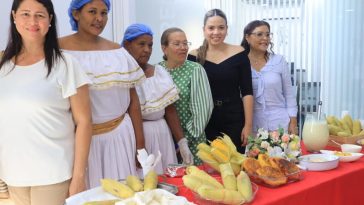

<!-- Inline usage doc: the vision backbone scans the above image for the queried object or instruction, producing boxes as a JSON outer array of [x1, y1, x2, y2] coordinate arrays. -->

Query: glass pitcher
[[302, 112, 329, 152]]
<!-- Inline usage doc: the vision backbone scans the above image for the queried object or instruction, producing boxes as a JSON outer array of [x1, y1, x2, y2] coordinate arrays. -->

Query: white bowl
[[298, 154, 339, 171], [320, 150, 364, 162], [341, 144, 362, 153]]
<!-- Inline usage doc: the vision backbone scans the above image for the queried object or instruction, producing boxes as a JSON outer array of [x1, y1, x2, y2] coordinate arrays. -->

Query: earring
[[49, 24, 51, 27], [13, 21, 16, 24]]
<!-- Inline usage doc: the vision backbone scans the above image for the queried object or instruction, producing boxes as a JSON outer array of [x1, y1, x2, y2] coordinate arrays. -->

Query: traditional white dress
[[136, 65, 179, 174], [64, 48, 145, 188]]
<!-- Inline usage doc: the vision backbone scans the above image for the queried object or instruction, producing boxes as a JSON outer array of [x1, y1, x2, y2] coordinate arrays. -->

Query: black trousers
[[205, 100, 246, 153]]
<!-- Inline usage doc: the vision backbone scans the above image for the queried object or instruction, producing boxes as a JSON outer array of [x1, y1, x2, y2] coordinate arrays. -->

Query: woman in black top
[[188, 9, 253, 153]]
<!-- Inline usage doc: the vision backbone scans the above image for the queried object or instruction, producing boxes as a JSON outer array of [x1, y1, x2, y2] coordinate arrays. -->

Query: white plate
[[320, 150, 364, 162], [298, 154, 339, 171]]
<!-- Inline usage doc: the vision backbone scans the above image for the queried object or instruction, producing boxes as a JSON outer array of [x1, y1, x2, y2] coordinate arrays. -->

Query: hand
[[68, 175, 86, 196], [178, 138, 194, 165], [288, 119, 298, 135], [241, 126, 252, 146]]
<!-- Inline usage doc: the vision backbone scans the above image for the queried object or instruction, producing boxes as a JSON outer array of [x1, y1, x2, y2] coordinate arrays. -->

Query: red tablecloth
[[160, 145, 364, 205]]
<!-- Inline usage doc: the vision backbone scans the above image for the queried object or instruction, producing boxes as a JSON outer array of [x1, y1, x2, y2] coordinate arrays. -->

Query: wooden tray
[[328, 135, 364, 147]]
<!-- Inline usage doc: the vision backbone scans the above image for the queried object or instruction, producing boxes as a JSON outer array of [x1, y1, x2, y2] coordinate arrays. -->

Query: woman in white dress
[[122, 24, 194, 174], [59, 0, 146, 188]]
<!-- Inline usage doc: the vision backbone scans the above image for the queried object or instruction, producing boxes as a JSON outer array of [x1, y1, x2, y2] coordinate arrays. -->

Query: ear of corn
[[143, 170, 158, 191], [197, 143, 212, 152], [83, 200, 120, 205], [182, 175, 214, 192], [185, 166, 224, 188], [230, 162, 241, 176], [352, 120, 362, 135], [220, 133, 237, 153], [230, 152, 246, 165], [219, 163, 237, 191], [126, 175, 143, 192], [343, 115, 353, 132], [197, 187, 245, 205], [211, 147, 230, 163], [197, 150, 221, 172], [210, 139, 231, 158], [100, 178, 134, 199], [236, 171, 253, 202]]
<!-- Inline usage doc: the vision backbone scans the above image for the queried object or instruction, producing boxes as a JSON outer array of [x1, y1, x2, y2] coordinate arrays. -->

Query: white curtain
[[111, 0, 135, 43]]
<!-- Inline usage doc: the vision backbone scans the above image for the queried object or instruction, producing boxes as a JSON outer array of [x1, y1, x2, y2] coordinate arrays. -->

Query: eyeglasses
[[169, 41, 191, 48], [250, 32, 273, 39]]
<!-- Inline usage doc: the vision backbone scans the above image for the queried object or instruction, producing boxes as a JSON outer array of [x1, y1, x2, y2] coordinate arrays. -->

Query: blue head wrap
[[122, 23, 154, 46], [68, 0, 111, 31]]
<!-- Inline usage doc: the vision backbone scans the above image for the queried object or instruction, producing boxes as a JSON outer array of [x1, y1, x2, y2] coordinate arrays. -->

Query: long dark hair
[[241, 20, 274, 61], [196, 8, 227, 65], [0, 0, 63, 76]]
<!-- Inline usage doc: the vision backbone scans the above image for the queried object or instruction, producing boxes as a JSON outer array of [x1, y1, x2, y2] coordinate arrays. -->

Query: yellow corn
[[126, 175, 143, 192], [197, 150, 221, 172], [328, 124, 342, 135], [230, 152, 246, 165], [143, 170, 158, 191], [219, 163, 237, 191], [182, 175, 214, 193], [211, 147, 230, 163], [197, 142, 212, 152], [100, 178, 134, 199], [197, 187, 245, 205], [83, 200, 120, 205], [220, 133, 237, 153], [210, 139, 231, 158], [337, 131, 351, 137], [343, 115, 353, 132], [352, 120, 362, 135], [236, 171, 253, 202], [185, 166, 223, 188], [230, 162, 241, 176]]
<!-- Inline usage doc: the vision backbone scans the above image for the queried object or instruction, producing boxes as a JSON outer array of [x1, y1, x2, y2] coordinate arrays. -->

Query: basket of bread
[[326, 114, 364, 147], [241, 154, 302, 188]]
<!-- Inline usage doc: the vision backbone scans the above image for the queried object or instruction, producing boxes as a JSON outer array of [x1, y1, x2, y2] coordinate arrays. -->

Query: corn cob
[[185, 166, 224, 188], [197, 142, 212, 152], [343, 115, 353, 132], [230, 162, 241, 176], [197, 150, 221, 172], [230, 152, 246, 165], [352, 120, 362, 135], [197, 187, 245, 205], [143, 170, 158, 191], [211, 147, 230, 163], [236, 171, 253, 202], [126, 175, 143, 192], [219, 163, 237, 191], [220, 133, 237, 153], [83, 200, 120, 205], [182, 175, 215, 193], [100, 178, 134, 199], [210, 139, 231, 158]]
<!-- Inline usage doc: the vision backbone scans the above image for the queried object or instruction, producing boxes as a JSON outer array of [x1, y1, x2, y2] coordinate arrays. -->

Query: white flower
[[268, 146, 283, 157], [260, 141, 270, 149], [259, 129, 269, 140]]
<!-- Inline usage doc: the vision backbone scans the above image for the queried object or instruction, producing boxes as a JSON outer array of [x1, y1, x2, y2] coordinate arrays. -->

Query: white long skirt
[[87, 114, 137, 188], [143, 118, 178, 175]]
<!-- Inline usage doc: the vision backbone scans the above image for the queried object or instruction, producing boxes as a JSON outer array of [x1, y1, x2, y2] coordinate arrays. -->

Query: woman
[[122, 24, 194, 170], [241, 20, 298, 134], [0, 0, 92, 204], [159, 27, 214, 165], [188, 9, 253, 153], [59, 0, 146, 188]]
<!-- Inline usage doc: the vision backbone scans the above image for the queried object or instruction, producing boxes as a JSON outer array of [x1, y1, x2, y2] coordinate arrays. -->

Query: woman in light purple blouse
[[241, 20, 298, 134]]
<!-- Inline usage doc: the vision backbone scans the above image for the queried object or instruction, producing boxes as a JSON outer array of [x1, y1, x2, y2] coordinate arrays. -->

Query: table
[[161, 146, 364, 205]]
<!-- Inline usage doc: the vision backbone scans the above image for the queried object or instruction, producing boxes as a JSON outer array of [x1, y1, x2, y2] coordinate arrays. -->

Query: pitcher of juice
[[302, 112, 329, 152]]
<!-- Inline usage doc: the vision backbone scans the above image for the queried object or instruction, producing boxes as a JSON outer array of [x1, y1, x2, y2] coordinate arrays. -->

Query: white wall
[[0, 0, 113, 51]]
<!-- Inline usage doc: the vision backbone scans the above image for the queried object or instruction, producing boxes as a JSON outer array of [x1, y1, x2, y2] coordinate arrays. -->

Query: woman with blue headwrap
[[122, 24, 194, 172], [59, 0, 146, 188]]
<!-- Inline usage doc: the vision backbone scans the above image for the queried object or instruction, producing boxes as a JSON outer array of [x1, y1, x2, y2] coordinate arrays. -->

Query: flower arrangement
[[246, 128, 301, 161]]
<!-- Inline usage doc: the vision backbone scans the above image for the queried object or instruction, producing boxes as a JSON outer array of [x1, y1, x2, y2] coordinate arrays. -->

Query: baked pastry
[[270, 158, 301, 180], [257, 153, 271, 167], [256, 166, 287, 186], [242, 158, 261, 175]]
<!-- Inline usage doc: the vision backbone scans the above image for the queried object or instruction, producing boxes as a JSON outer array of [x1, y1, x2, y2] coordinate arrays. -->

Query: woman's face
[[12, 0, 51, 43], [245, 25, 271, 53], [124, 34, 153, 67], [73, 0, 108, 36], [162, 31, 189, 65], [203, 15, 227, 46]]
